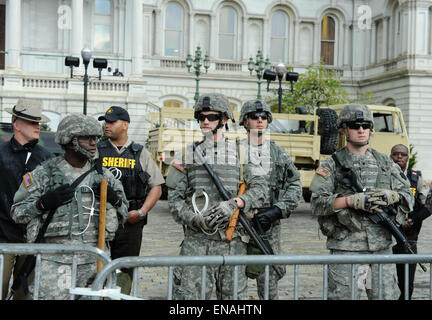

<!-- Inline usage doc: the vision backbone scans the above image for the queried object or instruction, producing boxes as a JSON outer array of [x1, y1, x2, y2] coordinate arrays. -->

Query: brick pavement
[[137, 200, 432, 300]]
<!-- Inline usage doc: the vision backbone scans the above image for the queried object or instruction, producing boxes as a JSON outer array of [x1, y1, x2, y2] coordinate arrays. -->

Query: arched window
[[93, 0, 112, 52], [165, 2, 183, 57], [320, 16, 335, 65], [270, 11, 288, 63], [219, 6, 237, 60], [163, 100, 181, 108]]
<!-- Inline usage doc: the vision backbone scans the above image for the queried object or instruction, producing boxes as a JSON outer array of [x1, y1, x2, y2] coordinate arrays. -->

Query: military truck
[[147, 104, 409, 200]]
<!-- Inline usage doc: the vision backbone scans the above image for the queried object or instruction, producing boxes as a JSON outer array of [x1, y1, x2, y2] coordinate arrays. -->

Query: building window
[[270, 11, 288, 63], [163, 100, 181, 108], [320, 16, 335, 65], [93, 0, 112, 51], [219, 6, 236, 60], [165, 2, 183, 57]]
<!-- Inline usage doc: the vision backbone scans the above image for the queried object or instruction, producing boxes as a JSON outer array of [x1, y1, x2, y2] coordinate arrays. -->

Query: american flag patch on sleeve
[[23, 172, 33, 188], [316, 167, 330, 178], [172, 160, 184, 172]]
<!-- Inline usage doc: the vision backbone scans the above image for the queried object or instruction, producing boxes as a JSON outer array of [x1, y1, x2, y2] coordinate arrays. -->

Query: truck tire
[[317, 108, 339, 155]]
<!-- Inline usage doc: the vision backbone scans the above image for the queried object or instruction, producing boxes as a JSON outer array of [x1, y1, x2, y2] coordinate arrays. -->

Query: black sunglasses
[[197, 113, 222, 122], [346, 122, 372, 130], [391, 152, 408, 157], [248, 112, 269, 120]]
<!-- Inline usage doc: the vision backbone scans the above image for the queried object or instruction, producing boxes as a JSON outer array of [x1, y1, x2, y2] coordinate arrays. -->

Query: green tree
[[266, 60, 349, 114], [408, 144, 418, 169], [40, 123, 51, 132]]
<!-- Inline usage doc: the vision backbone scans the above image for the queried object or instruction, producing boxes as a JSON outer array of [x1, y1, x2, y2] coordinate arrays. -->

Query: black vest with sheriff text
[[97, 140, 150, 210]]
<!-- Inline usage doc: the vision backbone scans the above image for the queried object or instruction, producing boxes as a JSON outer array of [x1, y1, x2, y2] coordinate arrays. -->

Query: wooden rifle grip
[[97, 179, 108, 272], [225, 183, 247, 243]]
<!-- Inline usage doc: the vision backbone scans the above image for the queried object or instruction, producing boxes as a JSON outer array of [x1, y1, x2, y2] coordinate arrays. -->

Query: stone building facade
[[1, 0, 432, 177]]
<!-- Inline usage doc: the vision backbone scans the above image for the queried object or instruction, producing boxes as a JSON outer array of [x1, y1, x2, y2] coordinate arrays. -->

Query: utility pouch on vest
[[245, 242, 265, 279]]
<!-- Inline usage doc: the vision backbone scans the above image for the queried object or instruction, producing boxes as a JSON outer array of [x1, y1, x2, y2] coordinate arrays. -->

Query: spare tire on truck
[[317, 108, 339, 155]]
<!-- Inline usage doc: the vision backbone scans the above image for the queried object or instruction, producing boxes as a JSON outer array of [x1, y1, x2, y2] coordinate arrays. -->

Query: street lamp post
[[81, 48, 92, 115], [66, 49, 108, 115], [248, 50, 271, 100], [186, 46, 210, 104], [263, 63, 299, 113]]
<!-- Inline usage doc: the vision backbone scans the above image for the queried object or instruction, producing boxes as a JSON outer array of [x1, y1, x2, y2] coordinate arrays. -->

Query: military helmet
[[55, 113, 102, 145], [194, 93, 235, 122], [337, 104, 374, 129], [239, 99, 273, 125]]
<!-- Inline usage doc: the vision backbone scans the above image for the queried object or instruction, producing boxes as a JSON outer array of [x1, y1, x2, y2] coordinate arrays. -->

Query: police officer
[[0, 99, 53, 300], [97, 106, 164, 293], [239, 99, 302, 300], [166, 93, 268, 300], [11, 114, 128, 300], [310, 104, 413, 300], [390, 144, 431, 299]]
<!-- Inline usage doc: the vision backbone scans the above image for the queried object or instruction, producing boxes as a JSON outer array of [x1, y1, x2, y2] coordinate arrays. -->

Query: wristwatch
[[137, 209, 146, 220]]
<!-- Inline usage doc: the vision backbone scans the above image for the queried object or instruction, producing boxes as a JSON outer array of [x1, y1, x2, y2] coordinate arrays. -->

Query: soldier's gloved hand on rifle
[[192, 214, 216, 232], [253, 206, 282, 232], [366, 189, 400, 211], [348, 192, 376, 213], [92, 182, 122, 207], [36, 184, 75, 211]]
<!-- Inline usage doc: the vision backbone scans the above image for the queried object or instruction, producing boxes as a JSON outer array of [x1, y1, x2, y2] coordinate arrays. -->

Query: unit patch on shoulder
[[172, 160, 185, 172], [316, 167, 330, 178], [23, 172, 33, 188]]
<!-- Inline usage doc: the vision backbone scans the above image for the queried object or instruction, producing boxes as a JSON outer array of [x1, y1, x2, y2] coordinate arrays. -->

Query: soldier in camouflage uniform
[[310, 104, 413, 300], [11, 114, 128, 300], [239, 99, 302, 300], [166, 93, 268, 300]]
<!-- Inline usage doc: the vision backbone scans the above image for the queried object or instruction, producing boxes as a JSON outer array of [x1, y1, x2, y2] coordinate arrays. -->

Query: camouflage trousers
[[173, 236, 248, 300], [328, 248, 400, 300], [255, 224, 286, 300], [28, 258, 97, 300]]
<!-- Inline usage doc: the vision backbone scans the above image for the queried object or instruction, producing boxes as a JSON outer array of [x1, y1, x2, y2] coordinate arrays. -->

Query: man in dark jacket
[[97, 106, 164, 293], [0, 99, 52, 299], [391, 144, 431, 300]]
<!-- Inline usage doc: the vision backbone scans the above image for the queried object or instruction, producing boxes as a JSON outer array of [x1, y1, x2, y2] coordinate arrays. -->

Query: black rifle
[[6, 165, 99, 300], [192, 142, 284, 279], [332, 154, 427, 272]]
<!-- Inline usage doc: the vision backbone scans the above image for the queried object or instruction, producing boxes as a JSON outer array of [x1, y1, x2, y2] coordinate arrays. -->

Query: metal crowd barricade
[[91, 253, 432, 300], [0, 243, 112, 300]]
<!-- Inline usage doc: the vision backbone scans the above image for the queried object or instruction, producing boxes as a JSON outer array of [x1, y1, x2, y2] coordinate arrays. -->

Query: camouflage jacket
[[240, 138, 302, 219], [165, 138, 268, 242], [310, 147, 413, 252], [11, 156, 128, 263]]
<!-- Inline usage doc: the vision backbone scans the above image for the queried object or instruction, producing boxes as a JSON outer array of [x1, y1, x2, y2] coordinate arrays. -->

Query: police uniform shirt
[[102, 138, 165, 187], [404, 169, 429, 206]]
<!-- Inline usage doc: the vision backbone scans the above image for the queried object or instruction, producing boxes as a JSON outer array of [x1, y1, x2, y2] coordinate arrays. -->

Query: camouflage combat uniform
[[239, 99, 303, 300], [11, 114, 128, 300], [310, 135, 413, 298], [166, 94, 268, 300]]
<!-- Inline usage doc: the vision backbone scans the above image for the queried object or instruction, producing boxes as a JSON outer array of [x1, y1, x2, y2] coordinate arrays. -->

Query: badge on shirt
[[316, 167, 330, 178], [23, 172, 33, 188], [172, 160, 184, 172]]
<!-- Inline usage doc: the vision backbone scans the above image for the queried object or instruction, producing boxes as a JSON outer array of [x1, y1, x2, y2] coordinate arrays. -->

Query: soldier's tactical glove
[[92, 183, 122, 207], [253, 206, 282, 232], [208, 199, 238, 227], [348, 192, 375, 213], [36, 184, 75, 211], [367, 189, 400, 209], [192, 215, 215, 232]]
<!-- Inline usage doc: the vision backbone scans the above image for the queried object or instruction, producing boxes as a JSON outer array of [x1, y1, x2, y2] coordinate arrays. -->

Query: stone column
[[370, 21, 376, 64], [71, 0, 83, 56], [132, 0, 143, 75], [6, 0, 21, 70]]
